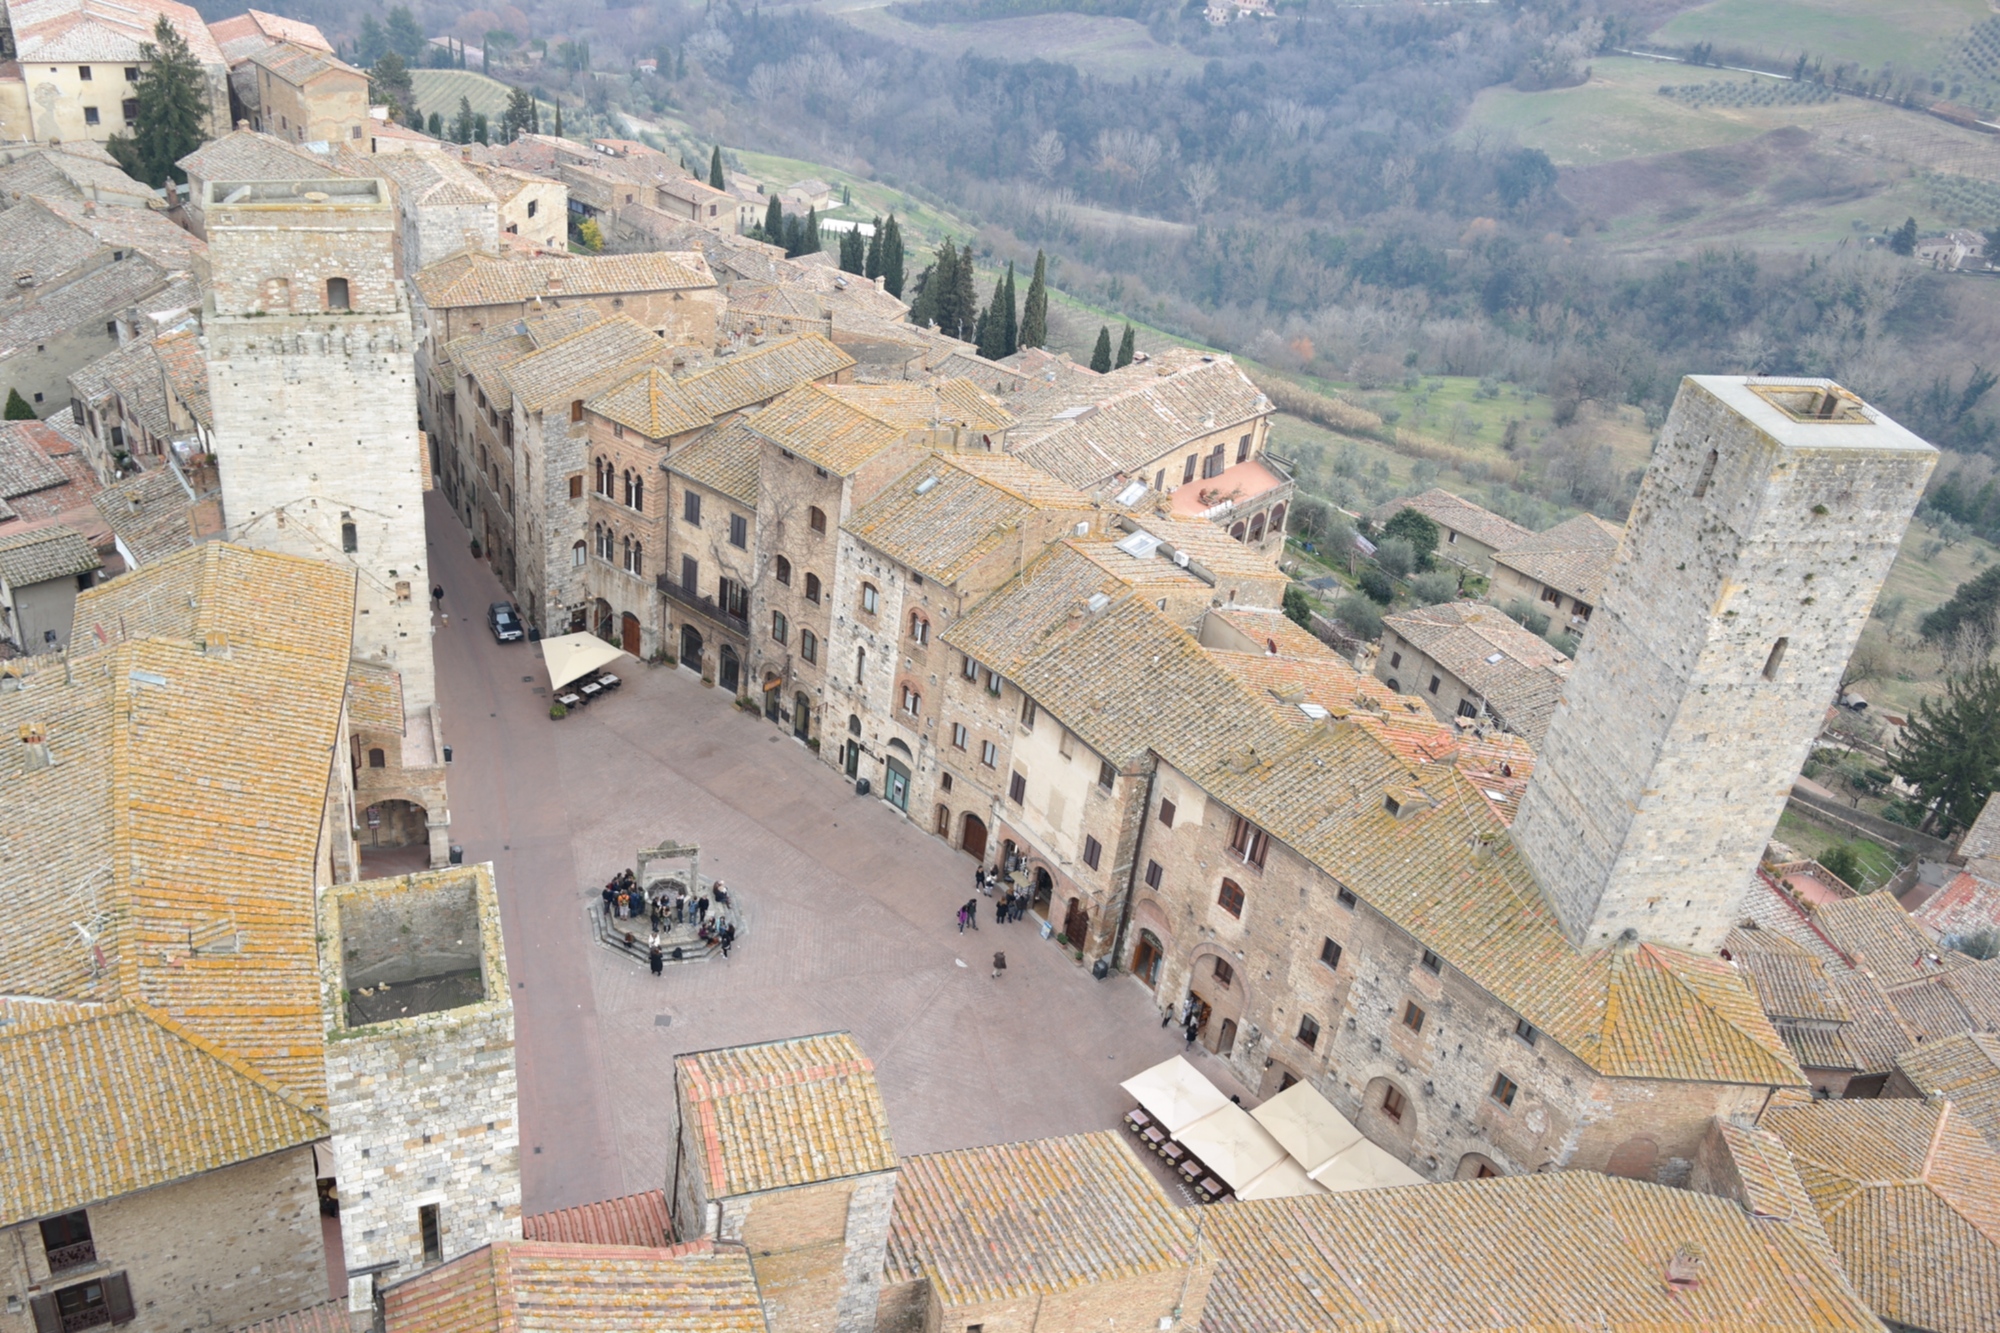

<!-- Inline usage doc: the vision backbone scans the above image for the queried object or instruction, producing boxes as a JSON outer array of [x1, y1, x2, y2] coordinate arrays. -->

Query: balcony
[[657, 576, 749, 636], [46, 1239, 96, 1274]]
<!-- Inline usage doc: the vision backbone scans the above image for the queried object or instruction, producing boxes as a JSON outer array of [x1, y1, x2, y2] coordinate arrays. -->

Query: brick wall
[[0, 1148, 327, 1333]]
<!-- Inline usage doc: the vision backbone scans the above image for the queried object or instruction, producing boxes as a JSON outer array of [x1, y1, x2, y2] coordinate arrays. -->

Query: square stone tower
[[202, 177, 435, 716], [1512, 376, 1935, 953]]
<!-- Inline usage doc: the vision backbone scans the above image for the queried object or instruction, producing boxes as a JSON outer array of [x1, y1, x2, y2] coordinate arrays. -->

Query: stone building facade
[[319, 864, 521, 1312], [201, 174, 450, 867], [1514, 377, 1936, 952]]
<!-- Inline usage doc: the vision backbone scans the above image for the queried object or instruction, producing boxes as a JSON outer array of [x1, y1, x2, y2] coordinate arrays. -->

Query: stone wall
[[319, 865, 520, 1308], [0, 1148, 327, 1333], [1513, 377, 1936, 952]]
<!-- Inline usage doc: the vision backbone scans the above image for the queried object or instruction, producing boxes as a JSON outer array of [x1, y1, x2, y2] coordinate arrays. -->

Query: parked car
[[488, 601, 524, 643]]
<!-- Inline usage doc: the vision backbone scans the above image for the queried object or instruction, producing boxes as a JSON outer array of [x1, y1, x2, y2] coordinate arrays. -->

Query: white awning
[[1307, 1136, 1427, 1193], [1173, 1103, 1287, 1191], [1121, 1055, 1231, 1134], [1250, 1081, 1364, 1174], [1234, 1154, 1330, 1201], [541, 632, 628, 690]]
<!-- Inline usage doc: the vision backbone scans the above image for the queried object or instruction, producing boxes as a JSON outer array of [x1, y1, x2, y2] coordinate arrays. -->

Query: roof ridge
[[127, 998, 329, 1121]]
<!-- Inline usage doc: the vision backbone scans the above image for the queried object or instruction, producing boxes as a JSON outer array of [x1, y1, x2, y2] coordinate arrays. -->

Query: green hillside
[[408, 70, 554, 126]]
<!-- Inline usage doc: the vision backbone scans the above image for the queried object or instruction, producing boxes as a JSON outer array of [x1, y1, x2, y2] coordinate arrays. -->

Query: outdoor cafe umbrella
[[1172, 1103, 1288, 1191], [540, 631, 628, 691], [1120, 1055, 1231, 1135], [1250, 1080, 1364, 1174], [1307, 1136, 1427, 1194]]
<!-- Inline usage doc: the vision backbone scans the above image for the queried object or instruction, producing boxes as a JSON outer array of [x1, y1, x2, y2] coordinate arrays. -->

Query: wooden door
[[621, 613, 641, 655]]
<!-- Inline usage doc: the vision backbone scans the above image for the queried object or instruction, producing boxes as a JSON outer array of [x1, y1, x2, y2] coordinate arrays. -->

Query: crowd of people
[[961, 861, 1038, 930], [600, 868, 738, 974]]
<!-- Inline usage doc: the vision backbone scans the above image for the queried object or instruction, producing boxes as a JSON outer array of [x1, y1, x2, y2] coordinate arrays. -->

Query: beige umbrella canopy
[[1120, 1056, 1232, 1135], [1173, 1103, 1288, 1191], [1234, 1154, 1331, 1201], [1308, 1136, 1427, 1194], [1250, 1081, 1365, 1173], [540, 632, 628, 690]]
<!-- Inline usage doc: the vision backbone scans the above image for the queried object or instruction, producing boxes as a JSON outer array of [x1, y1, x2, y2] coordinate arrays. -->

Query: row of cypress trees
[[909, 246, 1058, 360]]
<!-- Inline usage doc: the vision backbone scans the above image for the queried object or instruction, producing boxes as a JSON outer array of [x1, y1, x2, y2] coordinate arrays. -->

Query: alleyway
[[423, 493, 1240, 1212]]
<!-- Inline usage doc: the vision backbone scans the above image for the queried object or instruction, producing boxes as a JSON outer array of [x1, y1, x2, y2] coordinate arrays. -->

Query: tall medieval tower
[[203, 177, 450, 867], [1512, 376, 1934, 953]]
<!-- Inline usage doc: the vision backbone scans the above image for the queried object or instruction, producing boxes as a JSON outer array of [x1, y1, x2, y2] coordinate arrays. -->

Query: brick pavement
[[423, 493, 1248, 1215]]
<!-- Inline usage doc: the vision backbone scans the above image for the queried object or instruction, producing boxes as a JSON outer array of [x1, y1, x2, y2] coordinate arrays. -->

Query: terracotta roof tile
[[676, 334, 853, 419], [227, 1300, 358, 1333], [522, 1189, 673, 1248], [383, 1239, 766, 1333], [1896, 1033, 2000, 1146], [885, 1133, 1202, 1306], [1381, 600, 1569, 742], [665, 419, 762, 508], [1368, 487, 1534, 552], [178, 129, 331, 185], [844, 453, 1094, 585], [92, 467, 199, 565], [502, 317, 665, 412], [1010, 352, 1270, 489], [415, 251, 714, 309], [676, 1032, 896, 1198], [1492, 512, 1624, 603], [0, 523, 100, 585], [1768, 1098, 2000, 1333], [586, 367, 709, 438]]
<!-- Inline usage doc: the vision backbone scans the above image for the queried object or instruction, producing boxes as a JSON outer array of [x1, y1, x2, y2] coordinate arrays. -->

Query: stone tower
[[203, 177, 450, 867], [1512, 376, 1935, 953]]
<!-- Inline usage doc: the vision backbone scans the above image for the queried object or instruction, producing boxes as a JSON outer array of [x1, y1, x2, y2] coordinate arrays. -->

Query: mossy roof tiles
[[677, 1032, 896, 1198], [383, 1239, 767, 1333]]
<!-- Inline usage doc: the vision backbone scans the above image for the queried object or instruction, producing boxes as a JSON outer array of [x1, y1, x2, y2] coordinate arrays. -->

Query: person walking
[[963, 898, 979, 930], [956, 904, 968, 933], [648, 942, 664, 976], [991, 950, 1007, 980]]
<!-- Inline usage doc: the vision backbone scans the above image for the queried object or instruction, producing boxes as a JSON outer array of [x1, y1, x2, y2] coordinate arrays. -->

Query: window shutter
[[104, 1272, 136, 1324], [29, 1294, 59, 1333]]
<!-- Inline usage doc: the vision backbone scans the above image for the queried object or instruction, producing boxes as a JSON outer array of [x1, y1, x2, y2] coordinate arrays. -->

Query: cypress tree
[[977, 277, 1009, 359], [427, 111, 443, 138], [804, 206, 820, 254], [553, 100, 562, 137], [1020, 250, 1049, 349], [907, 265, 939, 328], [929, 240, 960, 336], [107, 15, 209, 187], [764, 192, 784, 243], [973, 305, 992, 359], [881, 214, 905, 298], [839, 228, 865, 274], [1001, 261, 1018, 355], [5, 388, 36, 420], [864, 218, 883, 279], [1115, 323, 1136, 369], [783, 214, 805, 257], [951, 247, 978, 342], [709, 145, 725, 190], [1090, 326, 1113, 373]]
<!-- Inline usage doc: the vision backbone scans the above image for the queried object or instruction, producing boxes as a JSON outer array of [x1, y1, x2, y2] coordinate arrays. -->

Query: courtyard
[[422, 494, 1239, 1213]]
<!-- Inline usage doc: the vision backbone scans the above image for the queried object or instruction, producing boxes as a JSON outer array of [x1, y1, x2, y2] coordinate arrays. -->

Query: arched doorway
[[621, 612, 641, 655], [717, 644, 740, 694], [961, 813, 988, 863], [361, 799, 426, 847], [762, 675, 780, 721], [1131, 930, 1163, 987], [883, 756, 911, 811], [593, 599, 614, 640], [1230, 521, 1247, 541], [935, 804, 951, 835], [1456, 1153, 1502, 1181], [680, 624, 703, 670], [1063, 897, 1088, 950], [1249, 512, 1267, 542], [1189, 951, 1245, 1057], [793, 692, 811, 740], [843, 739, 860, 778], [1030, 867, 1053, 918]]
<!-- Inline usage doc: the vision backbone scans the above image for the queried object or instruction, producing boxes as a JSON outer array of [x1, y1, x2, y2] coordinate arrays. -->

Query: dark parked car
[[488, 601, 524, 643]]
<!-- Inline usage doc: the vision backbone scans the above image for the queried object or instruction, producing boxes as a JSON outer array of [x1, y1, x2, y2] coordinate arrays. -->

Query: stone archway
[[1131, 929, 1164, 988], [1030, 866, 1053, 917], [1186, 946, 1247, 1058], [1456, 1153, 1502, 1180], [621, 611, 641, 655], [361, 798, 427, 848], [1604, 1137, 1660, 1181]]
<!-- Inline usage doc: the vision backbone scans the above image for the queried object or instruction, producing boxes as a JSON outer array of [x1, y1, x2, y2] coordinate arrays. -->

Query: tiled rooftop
[[1492, 512, 1624, 603], [1009, 350, 1270, 489], [1896, 1033, 2000, 1146], [844, 452, 1094, 585], [416, 251, 715, 309], [382, 1239, 767, 1333], [885, 1132, 1202, 1306], [1767, 1098, 2000, 1333], [1381, 600, 1568, 741], [523, 1189, 674, 1248], [0, 523, 100, 585], [92, 467, 200, 566], [664, 418, 762, 508], [1369, 487, 1534, 552], [677, 1032, 897, 1198]]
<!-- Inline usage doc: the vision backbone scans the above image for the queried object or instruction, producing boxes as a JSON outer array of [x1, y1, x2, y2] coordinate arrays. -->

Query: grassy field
[[408, 70, 557, 126], [1647, 0, 1989, 72], [837, 7, 1205, 79], [1772, 811, 1905, 887], [1465, 58, 1785, 165]]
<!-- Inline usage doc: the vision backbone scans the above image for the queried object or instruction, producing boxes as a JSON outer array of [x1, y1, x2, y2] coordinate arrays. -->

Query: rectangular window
[[1082, 835, 1102, 870], [1319, 938, 1342, 970], [1336, 886, 1357, 910], [1491, 1073, 1518, 1109], [962, 655, 978, 681], [1182, 454, 1198, 484], [121, 98, 138, 123], [1229, 814, 1269, 869], [985, 668, 1002, 696], [1428, 676, 1441, 695], [83, 105, 100, 125], [1020, 697, 1037, 729], [772, 611, 788, 644], [1212, 958, 1234, 987], [981, 740, 998, 768], [569, 474, 583, 499], [730, 513, 748, 549], [1144, 860, 1162, 889], [40, 1211, 94, 1273], [1217, 879, 1245, 917], [1097, 759, 1115, 790], [78, 65, 92, 80], [681, 555, 698, 592], [1420, 949, 1442, 974], [420, 1203, 443, 1265], [800, 629, 817, 664], [1402, 1001, 1426, 1034], [125, 67, 138, 81], [1514, 1017, 1538, 1046], [1158, 798, 1176, 828], [683, 491, 701, 525], [1008, 772, 1026, 804], [1382, 1084, 1406, 1122], [1389, 651, 1402, 669], [952, 722, 968, 749], [1297, 1015, 1320, 1049], [47, 1273, 133, 1328], [1237, 433, 1252, 463]]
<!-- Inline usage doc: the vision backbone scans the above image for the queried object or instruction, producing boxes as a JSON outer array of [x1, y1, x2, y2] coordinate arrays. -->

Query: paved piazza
[[419, 495, 1245, 1212]]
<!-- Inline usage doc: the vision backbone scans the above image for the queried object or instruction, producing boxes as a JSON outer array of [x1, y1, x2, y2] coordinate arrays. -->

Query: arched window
[[367, 747, 385, 767], [325, 276, 350, 310], [623, 470, 632, 506], [848, 714, 862, 736], [622, 535, 632, 569], [573, 540, 587, 567], [809, 506, 826, 535], [775, 555, 792, 585], [340, 515, 357, 553], [860, 583, 879, 614], [631, 476, 643, 512], [631, 542, 643, 576], [909, 612, 929, 645], [805, 573, 821, 603], [1268, 502, 1287, 534]]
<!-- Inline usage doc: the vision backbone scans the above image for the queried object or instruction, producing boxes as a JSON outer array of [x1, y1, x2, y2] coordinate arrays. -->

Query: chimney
[[236, 119, 250, 131]]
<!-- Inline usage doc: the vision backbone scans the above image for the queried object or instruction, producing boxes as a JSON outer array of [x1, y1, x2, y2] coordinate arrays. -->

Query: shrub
[[1375, 536, 1415, 579], [1358, 566, 1394, 604], [1282, 583, 1315, 628], [1504, 597, 1551, 635], [1409, 571, 1458, 606], [549, 702, 568, 720], [1819, 843, 1864, 887], [1333, 593, 1384, 640], [1382, 507, 1441, 571]]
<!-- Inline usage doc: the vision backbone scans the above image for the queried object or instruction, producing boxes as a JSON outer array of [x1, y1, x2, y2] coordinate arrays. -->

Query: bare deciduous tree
[[1181, 161, 1218, 213], [1028, 130, 1065, 181]]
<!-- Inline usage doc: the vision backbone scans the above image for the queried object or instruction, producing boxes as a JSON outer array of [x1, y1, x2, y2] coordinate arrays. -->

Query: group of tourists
[[967, 862, 1036, 928], [600, 868, 739, 973]]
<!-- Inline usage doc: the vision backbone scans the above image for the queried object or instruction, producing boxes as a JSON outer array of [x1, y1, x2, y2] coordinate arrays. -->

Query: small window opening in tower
[[1762, 637, 1788, 681], [341, 518, 358, 553], [326, 276, 350, 310], [1693, 448, 1718, 498]]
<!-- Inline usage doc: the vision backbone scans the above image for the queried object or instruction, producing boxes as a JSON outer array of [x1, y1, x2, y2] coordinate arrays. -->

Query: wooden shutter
[[29, 1293, 59, 1333], [104, 1272, 136, 1324]]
